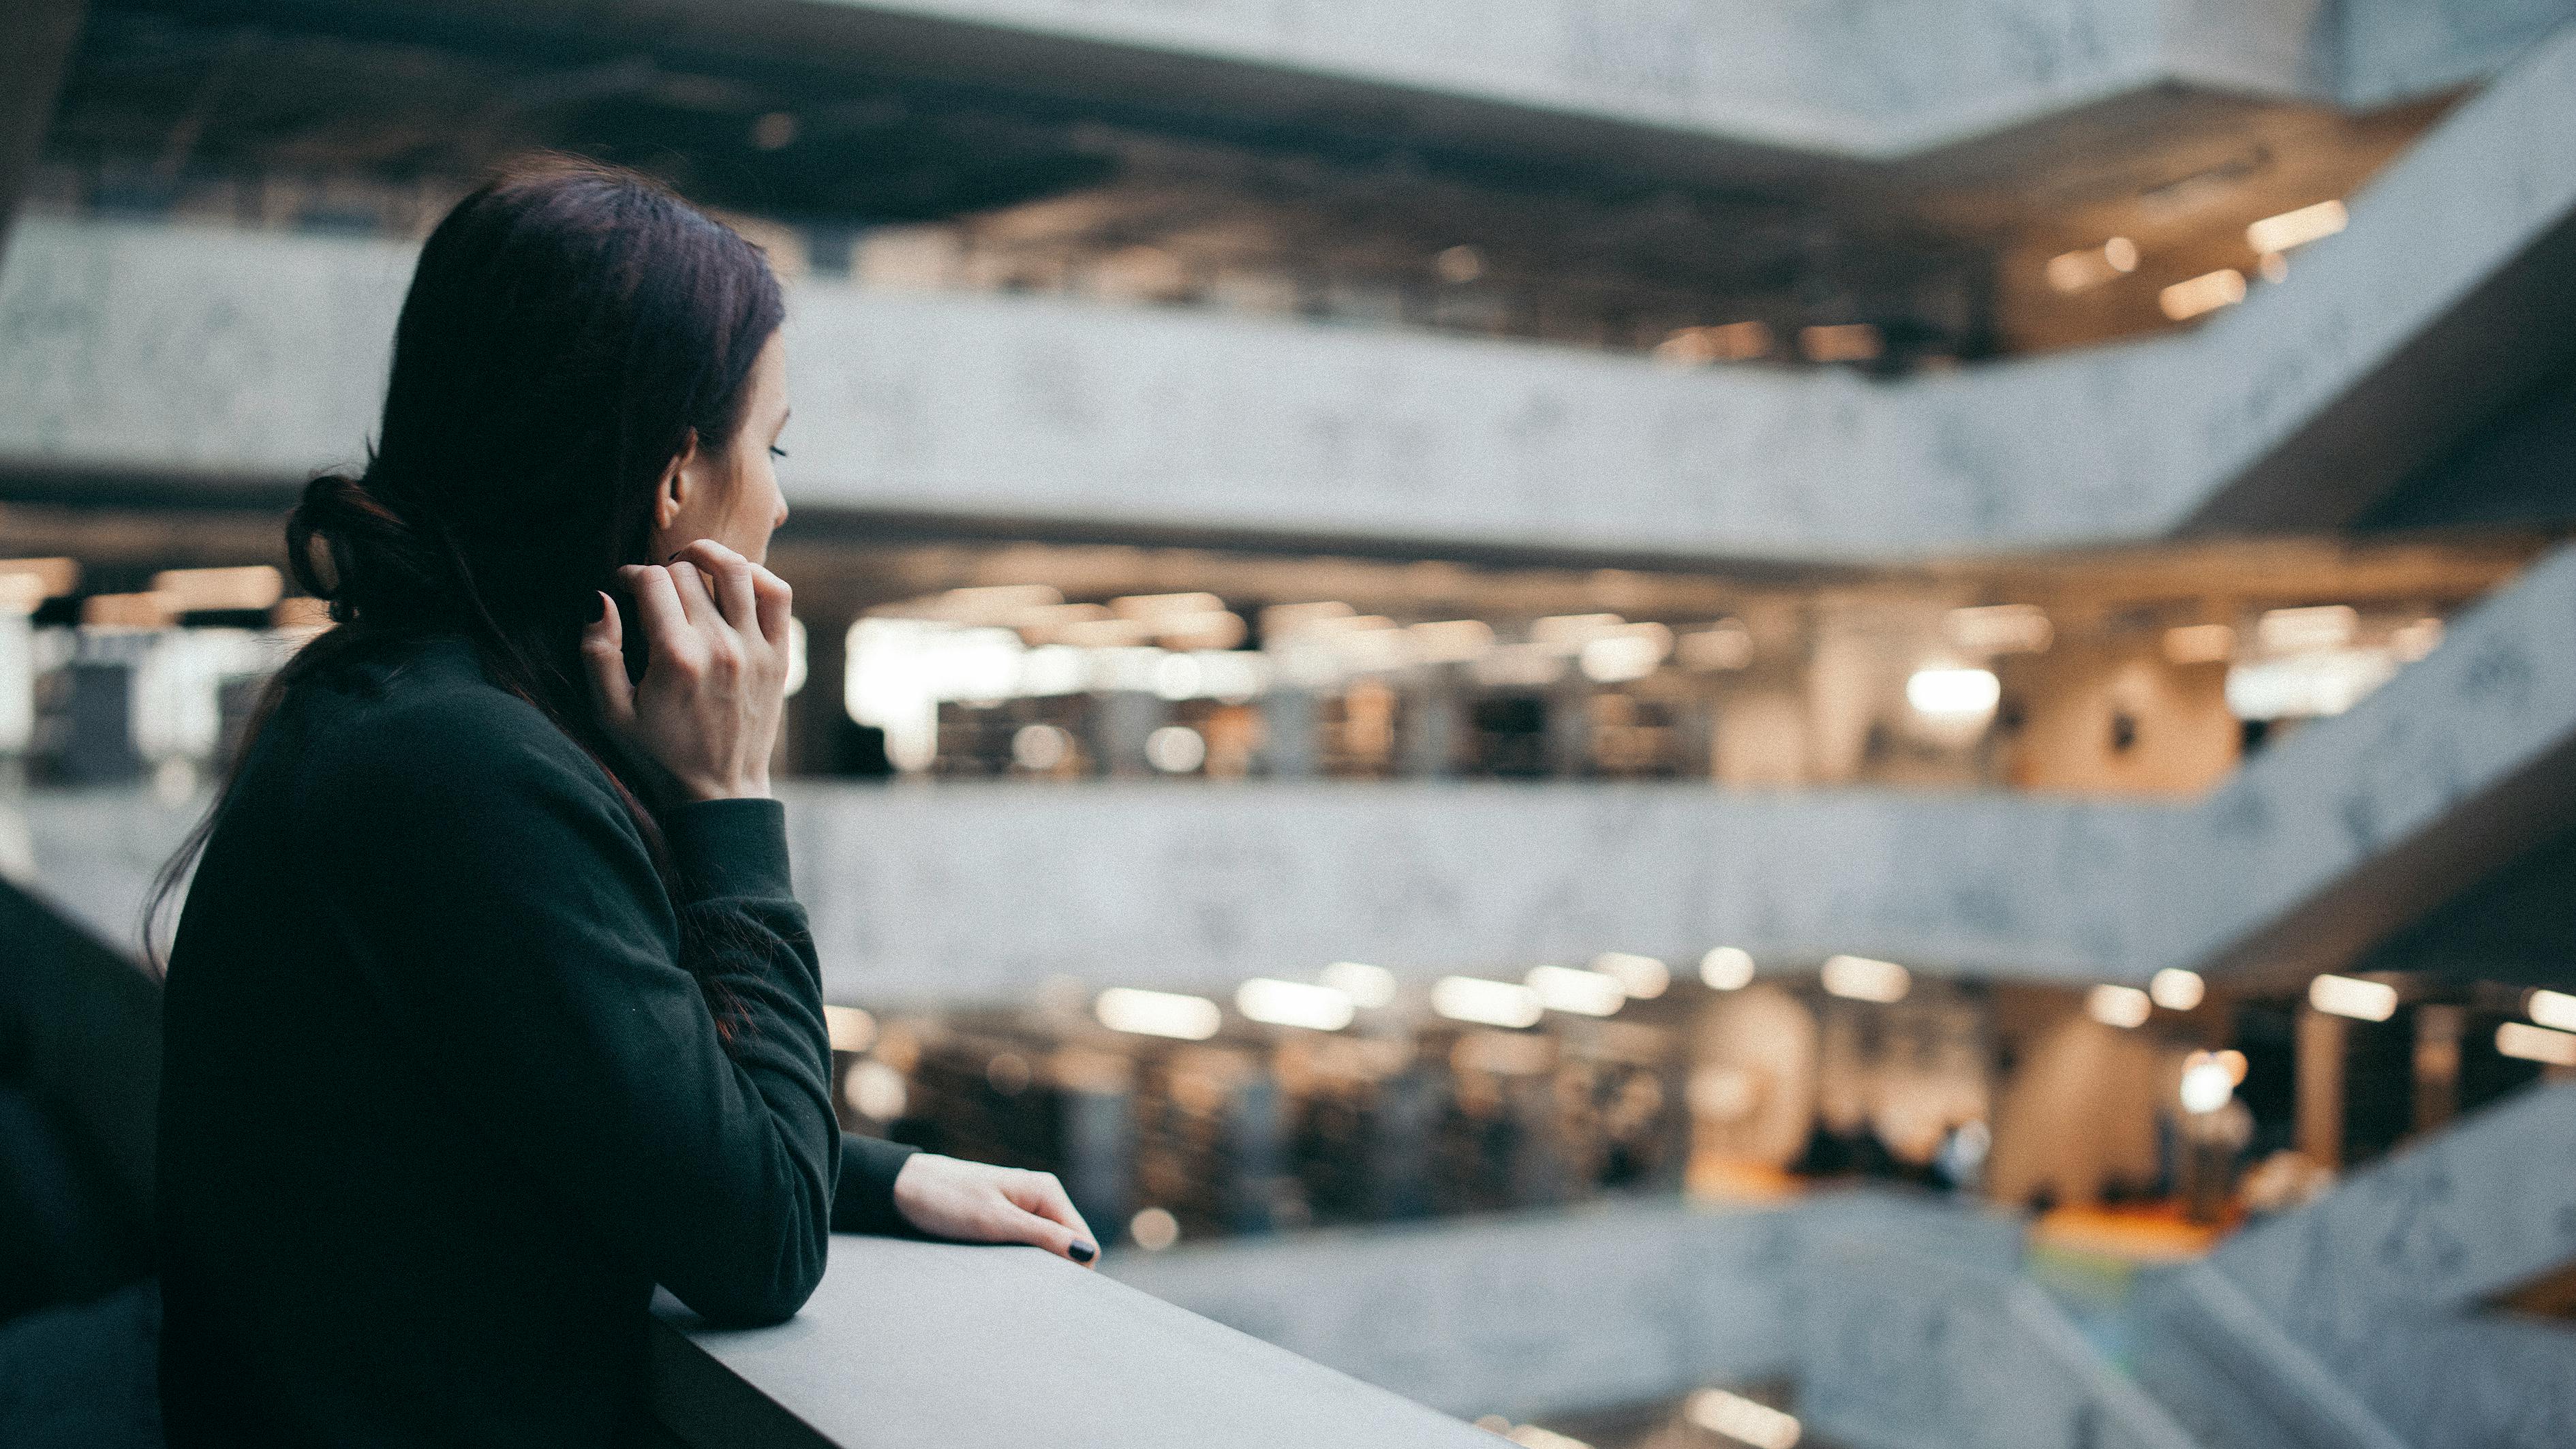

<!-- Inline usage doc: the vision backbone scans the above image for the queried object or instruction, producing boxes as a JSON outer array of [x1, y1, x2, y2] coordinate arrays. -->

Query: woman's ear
[[654, 429, 702, 532]]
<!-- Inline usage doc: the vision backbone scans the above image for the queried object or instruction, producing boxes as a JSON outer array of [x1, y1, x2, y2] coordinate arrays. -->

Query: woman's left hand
[[890, 1155, 1101, 1267]]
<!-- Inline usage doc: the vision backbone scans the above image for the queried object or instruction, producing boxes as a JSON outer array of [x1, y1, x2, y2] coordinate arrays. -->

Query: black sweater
[[156, 632, 916, 1446]]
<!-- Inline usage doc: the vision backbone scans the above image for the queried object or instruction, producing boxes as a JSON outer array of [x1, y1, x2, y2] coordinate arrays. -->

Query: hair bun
[[286, 470, 441, 624]]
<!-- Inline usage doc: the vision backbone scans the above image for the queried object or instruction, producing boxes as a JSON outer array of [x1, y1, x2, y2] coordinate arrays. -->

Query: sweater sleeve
[[833, 1133, 920, 1235], [311, 699, 838, 1326]]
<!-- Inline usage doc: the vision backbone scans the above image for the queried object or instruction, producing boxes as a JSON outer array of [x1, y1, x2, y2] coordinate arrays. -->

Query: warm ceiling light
[[1655, 320, 1773, 365], [2528, 988, 2576, 1034], [1800, 323, 1883, 363], [0, 557, 79, 598], [1526, 964, 1626, 1018], [1700, 947, 1756, 991], [1235, 978, 1355, 1032], [1680, 621, 1755, 671], [2087, 984, 2153, 1029], [1592, 952, 1670, 999], [150, 565, 284, 613], [2044, 237, 2139, 294], [1685, 1389, 1802, 1449], [1946, 604, 2053, 654], [1435, 245, 1485, 284], [1094, 987, 1223, 1040], [1432, 976, 1544, 1029], [2257, 605, 2358, 654], [2179, 1052, 2236, 1114], [1406, 620, 1495, 663], [2245, 199, 2348, 256], [2149, 968, 2207, 1011], [1822, 954, 1910, 1004], [2308, 974, 2397, 1023], [822, 1005, 877, 1054], [1111, 592, 1225, 620], [2160, 269, 2248, 321], [1321, 961, 1398, 1009], [1906, 667, 2001, 719], [2163, 623, 2237, 665], [2498, 1021, 2576, 1067]]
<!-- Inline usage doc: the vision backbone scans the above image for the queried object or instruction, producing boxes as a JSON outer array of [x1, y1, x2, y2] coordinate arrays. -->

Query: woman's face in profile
[[654, 331, 792, 565]]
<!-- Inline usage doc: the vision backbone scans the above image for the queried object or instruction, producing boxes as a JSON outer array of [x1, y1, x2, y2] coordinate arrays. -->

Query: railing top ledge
[[650, 1233, 1498, 1448]]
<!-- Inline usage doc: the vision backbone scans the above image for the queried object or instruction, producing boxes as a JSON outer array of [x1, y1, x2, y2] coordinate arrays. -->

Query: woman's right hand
[[581, 540, 792, 802]]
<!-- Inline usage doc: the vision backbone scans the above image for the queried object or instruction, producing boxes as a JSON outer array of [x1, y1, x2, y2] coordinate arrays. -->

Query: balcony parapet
[[7, 23, 2576, 561], [14, 545, 2576, 996], [647, 1232, 1499, 1448]]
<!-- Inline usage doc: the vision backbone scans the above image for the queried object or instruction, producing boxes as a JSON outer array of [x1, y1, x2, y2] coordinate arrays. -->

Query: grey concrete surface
[[16, 544, 2576, 1000], [651, 1232, 1501, 1448], [7, 22, 2576, 561], [672, 0, 2566, 159], [2140, 1082, 2576, 1449], [1107, 1189, 2198, 1449]]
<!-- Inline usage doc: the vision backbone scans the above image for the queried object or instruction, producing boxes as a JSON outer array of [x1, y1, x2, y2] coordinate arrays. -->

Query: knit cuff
[[663, 797, 793, 904], [831, 1133, 923, 1236]]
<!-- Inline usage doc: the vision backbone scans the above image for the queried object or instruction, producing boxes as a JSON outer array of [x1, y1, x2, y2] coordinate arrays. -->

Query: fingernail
[[1069, 1240, 1097, 1264], [589, 591, 609, 622]]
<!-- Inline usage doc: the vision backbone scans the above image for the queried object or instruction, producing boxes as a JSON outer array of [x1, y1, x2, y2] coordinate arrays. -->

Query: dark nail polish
[[1069, 1240, 1097, 1263]]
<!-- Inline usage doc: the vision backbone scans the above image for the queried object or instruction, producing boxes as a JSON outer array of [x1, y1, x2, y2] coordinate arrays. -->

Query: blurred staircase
[[2134, 1082, 2576, 1449]]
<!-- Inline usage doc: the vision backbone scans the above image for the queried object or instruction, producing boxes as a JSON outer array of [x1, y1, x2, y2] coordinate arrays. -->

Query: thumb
[[582, 592, 635, 727]]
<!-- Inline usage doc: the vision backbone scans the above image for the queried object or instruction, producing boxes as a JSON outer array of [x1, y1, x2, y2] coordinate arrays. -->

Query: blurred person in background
[[149, 159, 1097, 1448]]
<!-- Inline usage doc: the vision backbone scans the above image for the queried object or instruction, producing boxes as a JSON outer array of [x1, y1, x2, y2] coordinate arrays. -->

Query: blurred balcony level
[[10, 22, 2576, 558], [10, 847, 2571, 1448]]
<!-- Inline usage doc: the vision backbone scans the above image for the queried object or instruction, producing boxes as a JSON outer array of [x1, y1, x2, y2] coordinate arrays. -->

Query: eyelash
[[769, 446, 788, 460]]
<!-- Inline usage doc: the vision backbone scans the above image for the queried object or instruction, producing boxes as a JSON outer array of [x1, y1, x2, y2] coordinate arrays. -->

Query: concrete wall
[[6, 23, 2576, 560]]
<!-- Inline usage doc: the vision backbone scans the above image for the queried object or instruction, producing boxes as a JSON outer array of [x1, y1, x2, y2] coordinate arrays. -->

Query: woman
[[153, 160, 1096, 1447]]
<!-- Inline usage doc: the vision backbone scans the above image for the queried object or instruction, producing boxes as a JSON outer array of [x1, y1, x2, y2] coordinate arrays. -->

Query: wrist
[[682, 773, 771, 802]]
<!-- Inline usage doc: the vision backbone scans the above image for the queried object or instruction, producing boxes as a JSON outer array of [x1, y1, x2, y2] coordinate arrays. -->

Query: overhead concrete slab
[[5, 23, 2574, 561]]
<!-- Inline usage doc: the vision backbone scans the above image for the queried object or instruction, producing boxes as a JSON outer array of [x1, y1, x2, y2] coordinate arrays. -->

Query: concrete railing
[[1794, 1232, 2199, 1449], [1109, 1189, 2198, 1449], [8, 24, 2576, 561], [16, 543, 2576, 996], [2135, 1082, 2576, 1449], [648, 1233, 1499, 1448], [358, 0, 2568, 161]]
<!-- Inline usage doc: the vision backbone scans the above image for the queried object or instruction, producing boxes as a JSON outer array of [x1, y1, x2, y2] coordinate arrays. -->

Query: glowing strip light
[[2149, 968, 2207, 1011], [2308, 974, 2397, 1022], [2160, 269, 2246, 321], [2245, 199, 2348, 255], [1822, 954, 1910, 1004], [2528, 988, 2576, 1034], [1094, 988, 1222, 1040], [1906, 667, 2001, 718], [1686, 1388, 1803, 1449], [1700, 947, 1756, 991], [1592, 952, 1670, 999], [1321, 961, 1398, 1009], [1432, 976, 1544, 1029], [823, 1005, 877, 1054], [2087, 983, 2152, 1029], [1234, 978, 1355, 1031], [2498, 1020, 2576, 1067], [1526, 964, 1627, 1017]]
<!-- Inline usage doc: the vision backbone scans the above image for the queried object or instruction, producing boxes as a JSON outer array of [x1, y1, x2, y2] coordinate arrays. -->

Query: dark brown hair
[[149, 158, 785, 1019]]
